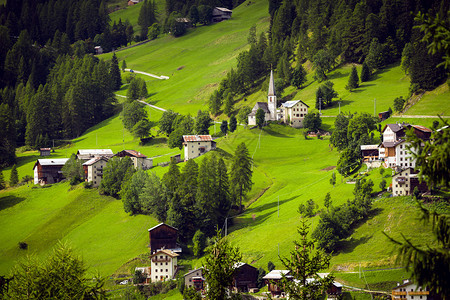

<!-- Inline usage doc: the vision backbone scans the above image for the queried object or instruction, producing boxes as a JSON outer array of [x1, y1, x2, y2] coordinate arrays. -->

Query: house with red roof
[[182, 135, 216, 161], [114, 150, 153, 170]]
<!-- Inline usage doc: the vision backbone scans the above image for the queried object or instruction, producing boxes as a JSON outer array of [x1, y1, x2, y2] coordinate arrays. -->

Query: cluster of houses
[[33, 149, 153, 186], [248, 70, 310, 128], [360, 122, 433, 197]]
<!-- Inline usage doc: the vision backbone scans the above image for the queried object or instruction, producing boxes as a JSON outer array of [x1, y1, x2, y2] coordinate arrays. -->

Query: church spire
[[268, 69, 276, 96]]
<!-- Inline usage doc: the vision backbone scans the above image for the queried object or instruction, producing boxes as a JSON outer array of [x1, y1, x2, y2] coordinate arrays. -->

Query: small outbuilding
[[39, 148, 51, 156], [212, 7, 232, 22], [263, 270, 291, 297]]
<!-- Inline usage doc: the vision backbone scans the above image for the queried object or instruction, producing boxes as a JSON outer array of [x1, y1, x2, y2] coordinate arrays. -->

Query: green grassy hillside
[[0, 183, 157, 276]]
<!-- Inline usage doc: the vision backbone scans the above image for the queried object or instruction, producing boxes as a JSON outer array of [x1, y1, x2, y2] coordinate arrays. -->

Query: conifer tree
[[279, 220, 334, 299], [223, 93, 234, 117], [291, 64, 307, 89], [109, 53, 122, 90], [0, 170, 5, 190], [220, 120, 228, 135], [230, 142, 253, 212], [365, 38, 384, 70], [229, 115, 237, 133], [360, 61, 370, 82], [345, 65, 359, 91], [121, 59, 127, 72]]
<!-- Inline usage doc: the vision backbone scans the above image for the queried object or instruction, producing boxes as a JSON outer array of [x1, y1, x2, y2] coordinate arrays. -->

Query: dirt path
[[124, 68, 169, 80]]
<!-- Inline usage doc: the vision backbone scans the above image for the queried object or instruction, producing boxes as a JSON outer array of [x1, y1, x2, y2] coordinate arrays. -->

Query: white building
[[378, 124, 431, 170], [82, 156, 109, 187], [280, 100, 309, 128], [392, 167, 428, 197], [150, 249, 179, 282], [183, 135, 216, 161], [248, 70, 277, 126]]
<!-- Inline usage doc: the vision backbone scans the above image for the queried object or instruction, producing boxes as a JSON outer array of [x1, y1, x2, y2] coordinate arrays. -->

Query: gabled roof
[[381, 139, 406, 148], [148, 223, 178, 232], [182, 135, 213, 142], [77, 149, 114, 156], [233, 262, 257, 270], [411, 125, 432, 133], [115, 150, 147, 158], [262, 270, 291, 280], [83, 156, 110, 166], [392, 280, 416, 290], [214, 7, 232, 13], [249, 102, 270, 116], [151, 249, 179, 258], [382, 123, 407, 134], [282, 100, 309, 108], [268, 70, 276, 96], [40, 148, 51, 151], [184, 267, 204, 277], [33, 158, 69, 169]]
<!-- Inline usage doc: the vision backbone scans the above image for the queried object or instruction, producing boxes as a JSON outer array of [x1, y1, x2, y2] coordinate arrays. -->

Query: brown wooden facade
[[148, 223, 178, 253], [232, 263, 258, 293]]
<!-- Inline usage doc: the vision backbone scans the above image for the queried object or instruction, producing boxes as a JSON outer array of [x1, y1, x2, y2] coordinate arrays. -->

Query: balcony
[[152, 257, 171, 263], [409, 291, 429, 296], [392, 291, 407, 296]]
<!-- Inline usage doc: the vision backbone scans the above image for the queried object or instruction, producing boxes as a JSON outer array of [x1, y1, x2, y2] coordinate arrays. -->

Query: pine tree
[[291, 64, 307, 89], [220, 120, 228, 135], [360, 62, 370, 82], [229, 115, 237, 132], [256, 108, 265, 129], [365, 38, 384, 70], [230, 142, 253, 212], [109, 53, 122, 90], [223, 93, 234, 117], [203, 230, 242, 299], [121, 59, 127, 72], [0, 170, 5, 190], [345, 65, 359, 91], [279, 220, 334, 299]]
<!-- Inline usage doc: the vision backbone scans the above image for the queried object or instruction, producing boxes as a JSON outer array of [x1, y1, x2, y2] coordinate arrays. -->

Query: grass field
[[0, 183, 157, 276], [405, 83, 449, 116]]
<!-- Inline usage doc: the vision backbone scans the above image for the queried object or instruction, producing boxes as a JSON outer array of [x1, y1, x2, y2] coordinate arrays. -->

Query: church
[[248, 70, 308, 128]]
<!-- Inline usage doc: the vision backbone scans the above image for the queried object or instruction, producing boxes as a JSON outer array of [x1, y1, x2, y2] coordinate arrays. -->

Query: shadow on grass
[[334, 207, 383, 254], [230, 195, 300, 233], [143, 137, 167, 147], [263, 127, 291, 138], [16, 154, 42, 168], [0, 195, 26, 211], [213, 148, 233, 160], [328, 71, 348, 80]]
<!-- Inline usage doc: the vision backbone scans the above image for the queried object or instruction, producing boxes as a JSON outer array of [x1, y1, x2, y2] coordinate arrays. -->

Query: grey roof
[[35, 158, 69, 167], [83, 156, 110, 166], [262, 270, 291, 280], [249, 102, 270, 116], [215, 7, 232, 12], [268, 70, 276, 96], [282, 100, 309, 108], [383, 123, 406, 133], [77, 149, 113, 156], [184, 267, 203, 277], [382, 139, 405, 148]]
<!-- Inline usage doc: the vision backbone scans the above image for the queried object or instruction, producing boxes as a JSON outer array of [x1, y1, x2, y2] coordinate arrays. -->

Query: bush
[[393, 96, 406, 112], [18, 242, 28, 250]]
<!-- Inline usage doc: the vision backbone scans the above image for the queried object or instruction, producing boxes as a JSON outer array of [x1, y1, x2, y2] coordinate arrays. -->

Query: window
[[155, 263, 158, 266], [155, 269, 158, 272], [160, 269, 163, 272], [166, 262, 168, 265], [189, 278, 192, 282], [166, 269, 168, 272], [160, 256, 163, 259]]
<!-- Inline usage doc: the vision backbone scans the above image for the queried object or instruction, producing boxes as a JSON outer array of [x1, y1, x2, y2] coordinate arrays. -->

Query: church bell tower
[[267, 70, 277, 121]]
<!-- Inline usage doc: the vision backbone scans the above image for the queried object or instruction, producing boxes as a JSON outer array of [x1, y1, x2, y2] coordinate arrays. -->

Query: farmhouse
[[248, 70, 277, 126], [148, 223, 180, 254], [392, 167, 428, 197], [94, 46, 103, 55], [281, 100, 309, 128], [76, 149, 114, 161], [391, 280, 440, 300], [39, 148, 51, 156], [360, 144, 379, 161], [82, 156, 110, 188], [184, 267, 204, 291], [33, 158, 69, 185], [212, 7, 232, 22], [232, 263, 258, 293], [114, 150, 153, 170], [183, 135, 216, 161], [377, 123, 431, 170], [263, 270, 292, 297], [150, 249, 179, 281]]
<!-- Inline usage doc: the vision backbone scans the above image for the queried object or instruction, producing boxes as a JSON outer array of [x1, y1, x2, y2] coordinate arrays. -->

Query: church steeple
[[267, 70, 277, 120], [268, 69, 276, 96]]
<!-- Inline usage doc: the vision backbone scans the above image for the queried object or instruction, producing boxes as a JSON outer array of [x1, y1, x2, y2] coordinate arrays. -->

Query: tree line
[[98, 142, 252, 244]]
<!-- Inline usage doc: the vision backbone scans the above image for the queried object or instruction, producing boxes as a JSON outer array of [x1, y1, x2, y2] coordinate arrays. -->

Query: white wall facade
[[184, 141, 214, 161], [151, 253, 178, 282]]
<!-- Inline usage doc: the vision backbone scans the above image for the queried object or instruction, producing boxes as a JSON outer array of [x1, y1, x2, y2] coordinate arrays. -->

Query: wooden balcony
[[409, 291, 429, 296], [392, 291, 407, 296], [152, 257, 171, 263]]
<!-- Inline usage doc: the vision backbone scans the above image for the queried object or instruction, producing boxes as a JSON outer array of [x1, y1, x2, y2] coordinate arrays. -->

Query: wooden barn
[[148, 223, 180, 254], [232, 263, 258, 293], [33, 158, 69, 185], [39, 148, 51, 156]]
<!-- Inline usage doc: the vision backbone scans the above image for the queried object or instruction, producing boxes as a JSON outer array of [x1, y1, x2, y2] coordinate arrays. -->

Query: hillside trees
[[121, 169, 149, 215], [138, 0, 157, 40], [303, 113, 322, 132], [109, 53, 122, 90], [315, 80, 338, 109], [9, 164, 18, 186], [0, 102, 16, 166], [346, 65, 359, 91], [255, 108, 265, 129], [230, 142, 253, 212], [100, 157, 135, 197], [62, 154, 84, 185]]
